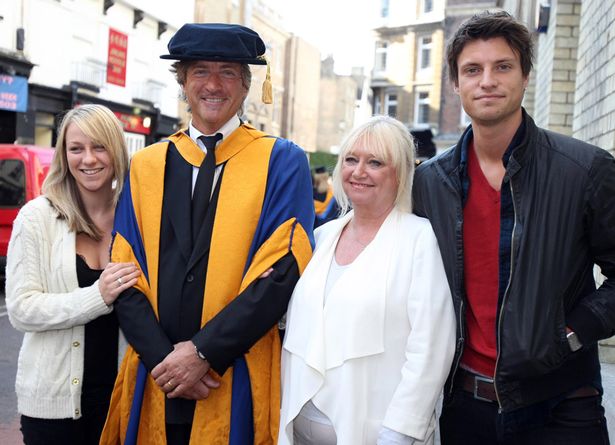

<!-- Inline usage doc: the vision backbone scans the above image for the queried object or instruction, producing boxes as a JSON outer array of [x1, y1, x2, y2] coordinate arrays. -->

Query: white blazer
[[279, 208, 456, 444]]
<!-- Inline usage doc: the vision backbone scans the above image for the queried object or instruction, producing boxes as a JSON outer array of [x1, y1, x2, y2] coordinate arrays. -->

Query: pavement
[[602, 362, 615, 437], [0, 311, 614, 445]]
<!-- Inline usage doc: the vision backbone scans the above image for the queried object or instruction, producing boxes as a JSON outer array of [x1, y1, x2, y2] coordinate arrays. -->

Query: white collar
[[188, 115, 241, 149]]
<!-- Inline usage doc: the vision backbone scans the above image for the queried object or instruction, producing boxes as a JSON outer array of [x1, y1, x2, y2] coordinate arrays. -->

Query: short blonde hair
[[332, 115, 416, 215], [43, 104, 129, 240]]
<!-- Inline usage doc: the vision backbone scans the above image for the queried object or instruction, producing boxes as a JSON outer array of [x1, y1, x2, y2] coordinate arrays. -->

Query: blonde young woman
[[6, 104, 140, 445], [279, 115, 456, 445]]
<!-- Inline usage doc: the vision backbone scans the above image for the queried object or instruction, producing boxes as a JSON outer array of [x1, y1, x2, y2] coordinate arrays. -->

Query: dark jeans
[[440, 389, 610, 445], [20, 408, 108, 445]]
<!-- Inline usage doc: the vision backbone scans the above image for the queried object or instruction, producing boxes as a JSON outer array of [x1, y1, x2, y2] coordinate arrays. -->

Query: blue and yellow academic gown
[[313, 185, 339, 228], [100, 124, 314, 445]]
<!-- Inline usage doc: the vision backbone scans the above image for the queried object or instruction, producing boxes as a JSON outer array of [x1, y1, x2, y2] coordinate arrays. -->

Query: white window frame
[[414, 91, 430, 127], [422, 0, 434, 14], [417, 36, 433, 72], [374, 41, 388, 73], [385, 92, 398, 117], [374, 94, 382, 115]]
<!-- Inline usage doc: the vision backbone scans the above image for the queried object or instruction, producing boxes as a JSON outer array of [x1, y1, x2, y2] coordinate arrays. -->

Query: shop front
[[15, 82, 179, 152]]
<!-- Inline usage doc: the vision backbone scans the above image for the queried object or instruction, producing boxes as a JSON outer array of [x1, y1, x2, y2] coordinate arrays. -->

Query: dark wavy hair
[[446, 10, 534, 85]]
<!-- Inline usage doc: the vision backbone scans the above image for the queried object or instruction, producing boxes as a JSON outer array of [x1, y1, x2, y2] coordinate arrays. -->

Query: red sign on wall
[[113, 111, 152, 135], [107, 28, 128, 87]]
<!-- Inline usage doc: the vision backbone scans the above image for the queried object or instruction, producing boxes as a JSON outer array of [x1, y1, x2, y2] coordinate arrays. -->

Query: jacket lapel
[[284, 210, 399, 372], [164, 144, 193, 262]]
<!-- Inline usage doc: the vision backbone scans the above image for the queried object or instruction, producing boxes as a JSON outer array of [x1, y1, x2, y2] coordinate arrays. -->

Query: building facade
[[317, 56, 358, 154], [0, 0, 188, 154], [571, 0, 615, 155], [436, 0, 498, 149], [193, 0, 322, 153], [283, 35, 320, 152], [497, 0, 615, 154], [370, 0, 445, 142], [246, 1, 289, 138]]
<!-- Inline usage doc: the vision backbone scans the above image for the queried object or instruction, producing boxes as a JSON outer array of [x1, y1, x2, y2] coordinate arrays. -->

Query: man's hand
[[169, 373, 221, 400], [151, 341, 215, 397]]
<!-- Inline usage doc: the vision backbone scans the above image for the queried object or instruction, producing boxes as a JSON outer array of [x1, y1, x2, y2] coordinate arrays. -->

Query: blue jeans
[[440, 388, 610, 445]]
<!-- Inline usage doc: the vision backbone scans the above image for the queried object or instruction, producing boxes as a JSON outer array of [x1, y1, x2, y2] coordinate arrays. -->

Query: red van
[[0, 144, 55, 276]]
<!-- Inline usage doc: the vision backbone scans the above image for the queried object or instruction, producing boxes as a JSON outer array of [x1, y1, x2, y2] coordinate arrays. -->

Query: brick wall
[[533, 0, 580, 135], [573, 0, 615, 155]]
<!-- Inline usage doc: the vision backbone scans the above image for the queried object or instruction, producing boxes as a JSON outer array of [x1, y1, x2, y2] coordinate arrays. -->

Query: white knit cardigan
[[6, 196, 113, 419]]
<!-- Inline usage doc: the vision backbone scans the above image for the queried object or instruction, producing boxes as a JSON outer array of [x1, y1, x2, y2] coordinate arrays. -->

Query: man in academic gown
[[100, 23, 314, 445]]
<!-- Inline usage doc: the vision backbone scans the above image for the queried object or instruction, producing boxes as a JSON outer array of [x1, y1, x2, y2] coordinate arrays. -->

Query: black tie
[[192, 133, 222, 242]]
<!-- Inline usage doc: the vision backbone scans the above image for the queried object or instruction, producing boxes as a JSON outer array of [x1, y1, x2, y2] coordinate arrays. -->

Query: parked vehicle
[[0, 144, 55, 277]]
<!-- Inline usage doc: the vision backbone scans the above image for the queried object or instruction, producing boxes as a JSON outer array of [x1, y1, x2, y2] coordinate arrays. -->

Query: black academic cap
[[160, 23, 267, 65]]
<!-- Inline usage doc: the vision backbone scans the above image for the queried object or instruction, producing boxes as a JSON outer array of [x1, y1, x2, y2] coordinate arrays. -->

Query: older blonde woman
[[279, 115, 455, 445], [6, 104, 140, 445]]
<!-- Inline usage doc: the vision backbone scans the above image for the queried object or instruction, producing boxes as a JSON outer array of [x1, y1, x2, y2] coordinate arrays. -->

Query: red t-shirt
[[461, 143, 500, 377]]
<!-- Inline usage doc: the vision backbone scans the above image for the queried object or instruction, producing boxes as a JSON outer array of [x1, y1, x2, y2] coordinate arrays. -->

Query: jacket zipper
[[448, 196, 466, 396], [448, 300, 465, 396], [493, 176, 516, 412]]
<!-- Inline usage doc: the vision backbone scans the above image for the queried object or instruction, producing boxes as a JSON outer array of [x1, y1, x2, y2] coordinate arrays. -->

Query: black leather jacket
[[413, 112, 615, 412]]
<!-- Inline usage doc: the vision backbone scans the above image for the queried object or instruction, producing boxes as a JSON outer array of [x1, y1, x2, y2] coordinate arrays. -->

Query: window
[[0, 160, 26, 207], [381, 0, 389, 17], [415, 91, 430, 126], [35, 112, 55, 147], [385, 93, 397, 117], [375, 42, 388, 72], [374, 94, 382, 115], [418, 37, 432, 71], [422, 0, 433, 14]]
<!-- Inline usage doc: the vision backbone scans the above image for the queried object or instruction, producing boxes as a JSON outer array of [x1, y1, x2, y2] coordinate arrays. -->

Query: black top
[[76, 254, 118, 409]]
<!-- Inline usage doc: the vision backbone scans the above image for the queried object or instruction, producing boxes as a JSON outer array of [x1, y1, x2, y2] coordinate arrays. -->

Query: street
[[1, 290, 615, 444], [0, 292, 24, 445]]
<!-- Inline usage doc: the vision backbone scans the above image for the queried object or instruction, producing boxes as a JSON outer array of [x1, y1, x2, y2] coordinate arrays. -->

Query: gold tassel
[[262, 60, 272, 104]]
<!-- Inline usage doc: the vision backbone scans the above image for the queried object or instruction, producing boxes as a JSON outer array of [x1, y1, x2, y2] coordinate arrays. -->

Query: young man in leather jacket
[[413, 10, 615, 444]]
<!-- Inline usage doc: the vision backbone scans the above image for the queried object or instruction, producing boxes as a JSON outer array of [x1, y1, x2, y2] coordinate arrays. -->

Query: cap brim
[[160, 54, 267, 65]]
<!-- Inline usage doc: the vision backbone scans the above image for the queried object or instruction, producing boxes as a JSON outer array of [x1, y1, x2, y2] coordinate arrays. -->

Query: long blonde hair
[[43, 104, 129, 240], [332, 115, 416, 215]]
